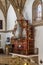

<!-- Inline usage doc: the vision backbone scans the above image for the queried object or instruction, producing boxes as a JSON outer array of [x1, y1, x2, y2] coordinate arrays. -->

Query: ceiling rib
[[0, 0, 5, 17]]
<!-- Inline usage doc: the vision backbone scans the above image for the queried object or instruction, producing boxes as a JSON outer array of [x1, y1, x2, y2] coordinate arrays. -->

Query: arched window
[[37, 3, 42, 20], [32, 0, 42, 25]]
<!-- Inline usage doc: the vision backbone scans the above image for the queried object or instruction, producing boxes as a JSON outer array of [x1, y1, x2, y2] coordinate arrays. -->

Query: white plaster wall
[[0, 33, 6, 50], [23, 0, 43, 64], [7, 4, 17, 30], [0, 32, 13, 50], [0, 9, 5, 31], [23, 0, 34, 23], [5, 32, 14, 44], [23, 0, 43, 23], [35, 26, 43, 65], [0, 10, 6, 50], [7, 0, 35, 26]]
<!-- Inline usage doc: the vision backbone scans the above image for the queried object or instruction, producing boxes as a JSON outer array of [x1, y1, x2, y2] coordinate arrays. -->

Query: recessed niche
[[0, 20, 3, 29]]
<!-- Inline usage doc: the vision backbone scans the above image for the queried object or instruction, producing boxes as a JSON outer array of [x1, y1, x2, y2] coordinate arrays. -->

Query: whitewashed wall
[[0, 9, 6, 50], [23, 0, 34, 23], [23, 0, 43, 65], [35, 26, 43, 65], [0, 9, 5, 31], [7, 4, 17, 30], [5, 32, 14, 44], [0, 33, 6, 50]]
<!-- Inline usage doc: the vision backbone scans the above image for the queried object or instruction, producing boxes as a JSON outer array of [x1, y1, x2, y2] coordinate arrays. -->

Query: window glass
[[36, 4, 42, 20]]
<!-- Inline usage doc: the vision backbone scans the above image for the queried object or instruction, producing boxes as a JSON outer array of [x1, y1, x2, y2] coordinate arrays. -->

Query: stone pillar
[[5, 0, 10, 31]]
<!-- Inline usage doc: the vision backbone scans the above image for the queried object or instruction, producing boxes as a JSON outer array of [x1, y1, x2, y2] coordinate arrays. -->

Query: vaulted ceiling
[[0, 0, 26, 18]]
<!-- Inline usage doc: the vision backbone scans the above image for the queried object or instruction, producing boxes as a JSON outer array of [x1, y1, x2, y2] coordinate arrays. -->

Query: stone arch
[[32, 0, 42, 8]]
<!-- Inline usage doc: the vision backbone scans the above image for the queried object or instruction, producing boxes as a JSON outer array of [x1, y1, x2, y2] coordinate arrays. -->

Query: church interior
[[0, 0, 43, 65]]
